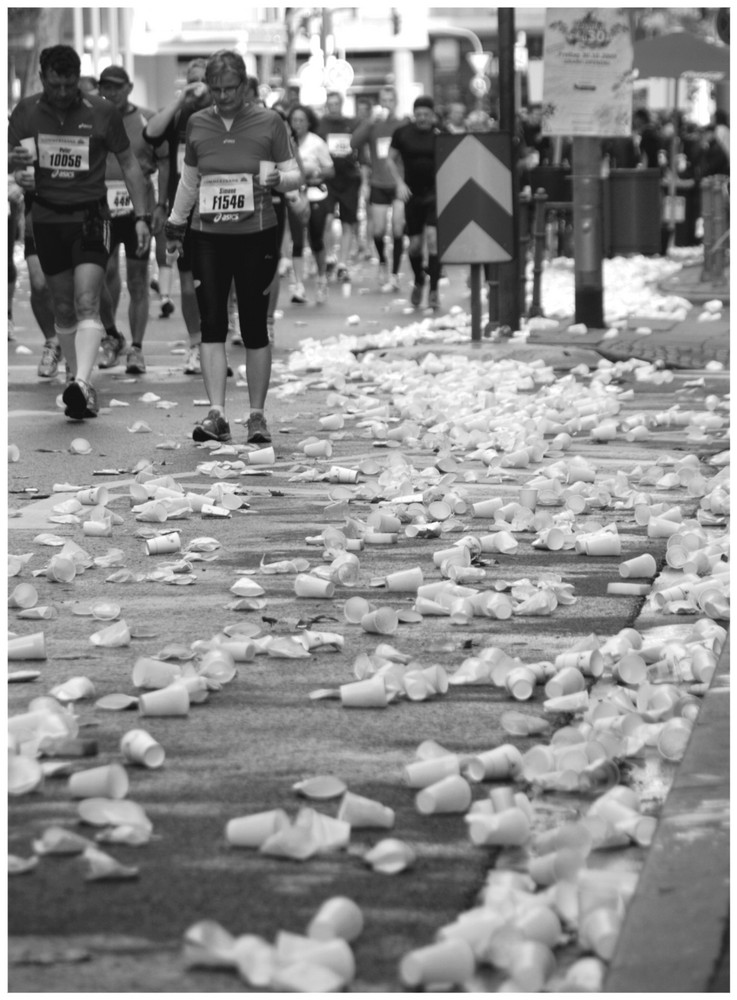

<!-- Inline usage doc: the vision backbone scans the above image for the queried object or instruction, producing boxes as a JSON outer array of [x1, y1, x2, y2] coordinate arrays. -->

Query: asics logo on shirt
[[213, 213, 240, 222], [223, 138, 235, 144], [78, 123, 93, 129], [51, 170, 75, 179]]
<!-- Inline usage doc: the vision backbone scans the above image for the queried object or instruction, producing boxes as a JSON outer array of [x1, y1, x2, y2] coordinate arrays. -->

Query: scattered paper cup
[[619, 553, 657, 578], [247, 446, 275, 465], [338, 791, 395, 829], [505, 665, 538, 701], [68, 762, 129, 800], [416, 774, 472, 815], [303, 439, 332, 458], [120, 728, 165, 769], [399, 939, 475, 988], [307, 896, 364, 942], [464, 744, 522, 783], [145, 533, 181, 555], [343, 596, 373, 623], [404, 755, 460, 788], [466, 806, 530, 846], [385, 566, 423, 593], [226, 808, 290, 848], [8, 583, 39, 610], [8, 631, 47, 660], [544, 666, 586, 699], [132, 656, 182, 690], [138, 683, 190, 717], [509, 940, 556, 991], [360, 607, 398, 635], [294, 574, 335, 598], [340, 675, 388, 708], [46, 555, 76, 582], [76, 485, 109, 506]]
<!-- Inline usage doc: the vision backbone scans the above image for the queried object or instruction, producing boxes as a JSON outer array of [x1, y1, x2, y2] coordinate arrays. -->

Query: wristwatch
[[135, 214, 152, 227]]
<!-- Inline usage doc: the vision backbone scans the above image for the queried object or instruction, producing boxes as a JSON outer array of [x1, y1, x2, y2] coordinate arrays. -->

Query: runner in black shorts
[[143, 58, 212, 374], [386, 95, 444, 311], [317, 91, 362, 283], [8, 45, 151, 420]]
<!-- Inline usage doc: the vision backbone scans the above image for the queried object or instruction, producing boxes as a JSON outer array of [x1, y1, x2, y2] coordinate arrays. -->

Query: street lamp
[[438, 24, 493, 109]]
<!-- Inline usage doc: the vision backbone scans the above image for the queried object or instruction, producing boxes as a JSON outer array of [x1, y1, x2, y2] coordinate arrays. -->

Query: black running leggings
[[191, 227, 279, 347]]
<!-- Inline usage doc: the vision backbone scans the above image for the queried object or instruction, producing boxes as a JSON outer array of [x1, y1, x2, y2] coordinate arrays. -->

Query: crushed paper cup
[[89, 620, 131, 647], [45, 555, 76, 583], [49, 676, 96, 702], [70, 438, 92, 455], [83, 845, 139, 881], [269, 961, 345, 993], [33, 826, 94, 856], [404, 755, 460, 788], [363, 837, 416, 874], [9, 755, 44, 795], [466, 806, 531, 847], [338, 791, 395, 829], [307, 896, 364, 943], [528, 847, 587, 886], [274, 931, 355, 985], [293, 775, 347, 800], [226, 808, 291, 848], [96, 693, 139, 711], [463, 744, 522, 782], [77, 797, 152, 831]]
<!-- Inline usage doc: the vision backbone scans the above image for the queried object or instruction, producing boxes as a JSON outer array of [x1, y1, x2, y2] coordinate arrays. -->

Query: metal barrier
[[700, 174, 729, 283]]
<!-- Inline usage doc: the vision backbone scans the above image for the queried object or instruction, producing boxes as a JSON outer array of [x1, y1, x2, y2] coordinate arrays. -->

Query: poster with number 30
[[541, 8, 634, 137]]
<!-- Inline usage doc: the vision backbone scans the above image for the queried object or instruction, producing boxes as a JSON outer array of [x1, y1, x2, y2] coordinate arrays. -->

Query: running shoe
[[62, 379, 98, 420], [315, 276, 328, 303], [291, 282, 307, 304], [125, 345, 146, 374], [183, 346, 201, 375], [428, 290, 440, 311], [381, 273, 400, 293], [192, 409, 231, 443], [38, 341, 62, 378], [246, 412, 272, 444], [411, 281, 425, 307], [98, 332, 127, 369], [159, 298, 175, 319], [336, 263, 349, 283]]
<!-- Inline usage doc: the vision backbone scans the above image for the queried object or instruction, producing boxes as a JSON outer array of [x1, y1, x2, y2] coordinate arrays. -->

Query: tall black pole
[[572, 136, 605, 327], [497, 8, 520, 331]]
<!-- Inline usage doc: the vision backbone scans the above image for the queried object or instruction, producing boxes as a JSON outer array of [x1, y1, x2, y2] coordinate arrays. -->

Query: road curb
[[604, 633, 730, 993]]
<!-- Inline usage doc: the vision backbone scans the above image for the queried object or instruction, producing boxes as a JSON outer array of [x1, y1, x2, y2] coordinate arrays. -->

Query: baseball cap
[[99, 65, 130, 86]]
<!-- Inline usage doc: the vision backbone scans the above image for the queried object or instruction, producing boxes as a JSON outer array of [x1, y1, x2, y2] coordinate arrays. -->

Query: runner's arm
[[115, 146, 152, 255], [144, 83, 201, 141], [167, 162, 199, 226], [385, 147, 410, 200], [350, 118, 373, 150]]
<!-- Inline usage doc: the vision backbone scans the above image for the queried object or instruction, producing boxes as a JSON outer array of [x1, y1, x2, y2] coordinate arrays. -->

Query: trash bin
[[529, 165, 572, 202], [605, 169, 662, 256]]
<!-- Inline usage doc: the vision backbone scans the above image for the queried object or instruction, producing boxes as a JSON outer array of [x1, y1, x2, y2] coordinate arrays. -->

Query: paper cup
[[385, 566, 423, 593], [488, 786, 517, 812], [544, 666, 586, 699], [463, 744, 522, 782], [619, 553, 657, 578], [120, 728, 165, 768], [505, 665, 538, 701], [132, 656, 182, 690], [145, 532, 181, 555], [138, 683, 190, 717], [68, 762, 129, 799], [226, 808, 290, 848], [529, 847, 586, 886], [8, 631, 47, 660], [340, 675, 387, 708], [581, 906, 622, 960], [472, 497, 503, 517], [338, 791, 395, 829], [403, 755, 460, 788], [416, 774, 472, 815], [554, 649, 603, 677], [400, 939, 475, 988], [519, 487, 538, 510], [46, 555, 76, 583], [466, 806, 530, 846], [367, 510, 402, 533], [294, 574, 335, 598], [657, 717, 693, 761], [76, 486, 109, 506], [583, 533, 621, 556], [247, 445, 276, 465], [509, 940, 556, 992], [259, 160, 276, 184], [303, 439, 332, 458], [9, 583, 39, 610], [648, 516, 680, 538], [307, 896, 364, 942], [343, 596, 373, 623], [360, 608, 398, 635]]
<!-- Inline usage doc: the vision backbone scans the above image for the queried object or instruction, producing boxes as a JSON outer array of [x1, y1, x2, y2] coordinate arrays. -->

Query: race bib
[[199, 173, 254, 222], [106, 180, 133, 217], [376, 136, 392, 160], [327, 133, 352, 157], [177, 143, 186, 175], [37, 134, 90, 173]]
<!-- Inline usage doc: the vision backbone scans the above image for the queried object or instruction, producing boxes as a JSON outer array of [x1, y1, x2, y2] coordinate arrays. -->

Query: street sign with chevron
[[435, 132, 515, 264]]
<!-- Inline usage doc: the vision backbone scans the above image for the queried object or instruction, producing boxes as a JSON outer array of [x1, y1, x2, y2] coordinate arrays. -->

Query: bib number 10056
[[48, 151, 83, 168]]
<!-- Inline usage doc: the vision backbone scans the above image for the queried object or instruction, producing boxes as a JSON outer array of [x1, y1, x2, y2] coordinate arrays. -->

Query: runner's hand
[[396, 180, 411, 203], [135, 220, 151, 257], [152, 205, 167, 235], [9, 146, 33, 170]]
